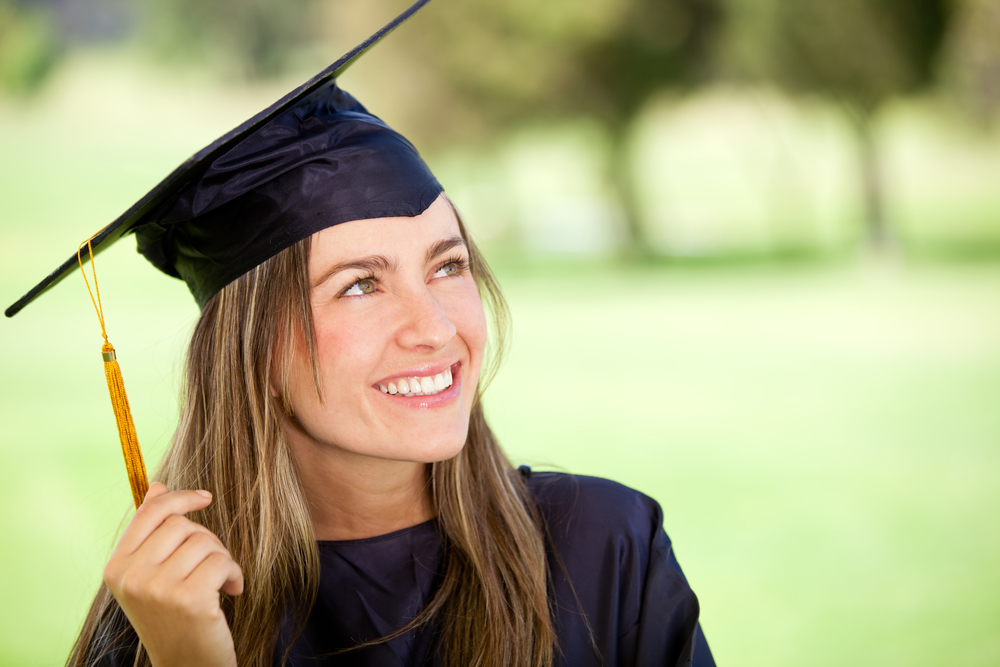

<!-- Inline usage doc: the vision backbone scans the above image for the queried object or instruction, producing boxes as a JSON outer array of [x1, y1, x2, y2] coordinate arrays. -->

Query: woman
[[8, 3, 714, 666]]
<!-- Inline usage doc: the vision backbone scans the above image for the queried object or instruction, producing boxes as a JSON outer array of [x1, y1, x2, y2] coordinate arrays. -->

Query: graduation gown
[[278, 472, 714, 666], [98, 472, 714, 667]]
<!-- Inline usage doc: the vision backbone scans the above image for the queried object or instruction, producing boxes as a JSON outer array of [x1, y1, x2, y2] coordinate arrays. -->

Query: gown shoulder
[[525, 471, 663, 535], [522, 470, 716, 667]]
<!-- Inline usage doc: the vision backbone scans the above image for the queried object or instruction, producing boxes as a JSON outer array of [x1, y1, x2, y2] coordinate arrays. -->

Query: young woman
[[8, 3, 714, 666], [73, 192, 714, 667]]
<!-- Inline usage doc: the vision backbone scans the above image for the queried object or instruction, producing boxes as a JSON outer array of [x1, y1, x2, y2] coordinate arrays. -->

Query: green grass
[[486, 261, 1000, 665], [4, 252, 998, 666], [1, 55, 999, 666]]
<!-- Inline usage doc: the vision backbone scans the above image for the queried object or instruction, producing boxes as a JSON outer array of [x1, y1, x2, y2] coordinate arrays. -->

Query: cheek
[[311, 315, 383, 396], [450, 287, 488, 367]]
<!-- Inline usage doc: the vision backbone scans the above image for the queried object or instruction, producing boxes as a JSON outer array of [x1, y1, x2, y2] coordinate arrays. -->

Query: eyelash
[[339, 273, 378, 298], [338, 255, 470, 298], [437, 255, 470, 276]]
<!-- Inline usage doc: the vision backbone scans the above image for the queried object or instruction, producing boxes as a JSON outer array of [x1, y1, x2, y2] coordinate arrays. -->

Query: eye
[[342, 278, 377, 297], [433, 261, 460, 278]]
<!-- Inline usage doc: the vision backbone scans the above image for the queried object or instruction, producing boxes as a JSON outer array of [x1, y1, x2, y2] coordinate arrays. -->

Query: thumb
[[141, 482, 170, 505]]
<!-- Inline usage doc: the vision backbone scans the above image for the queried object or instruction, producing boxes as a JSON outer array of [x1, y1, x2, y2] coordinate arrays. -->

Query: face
[[282, 194, 488, 464]]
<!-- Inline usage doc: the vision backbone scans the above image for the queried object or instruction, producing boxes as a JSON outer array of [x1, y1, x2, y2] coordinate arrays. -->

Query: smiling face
[[281, 195, 488, 465]]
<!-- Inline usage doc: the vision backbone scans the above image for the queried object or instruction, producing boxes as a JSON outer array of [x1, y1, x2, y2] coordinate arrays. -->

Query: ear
[[268, 330, 289, 406], [269, 364, 297, 418]]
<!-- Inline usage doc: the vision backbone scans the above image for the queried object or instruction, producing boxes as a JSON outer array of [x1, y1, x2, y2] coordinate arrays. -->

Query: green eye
[[436, 263, 459, 278], [342, 278, 377, 297]]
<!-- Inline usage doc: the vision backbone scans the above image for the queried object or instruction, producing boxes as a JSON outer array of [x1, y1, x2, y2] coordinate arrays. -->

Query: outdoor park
[[0, 0, 999, 664]]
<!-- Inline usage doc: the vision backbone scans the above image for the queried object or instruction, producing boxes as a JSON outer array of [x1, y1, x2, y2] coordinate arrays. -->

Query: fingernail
[[196, 490, 212, 499]]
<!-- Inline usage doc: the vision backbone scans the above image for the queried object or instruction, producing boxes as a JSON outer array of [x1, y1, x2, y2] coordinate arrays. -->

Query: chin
[[387, 427, 469, 464]]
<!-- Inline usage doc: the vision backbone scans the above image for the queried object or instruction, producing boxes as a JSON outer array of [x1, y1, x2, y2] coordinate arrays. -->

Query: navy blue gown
[[277, 472, 714, 667], [98, 472, 714, 667]]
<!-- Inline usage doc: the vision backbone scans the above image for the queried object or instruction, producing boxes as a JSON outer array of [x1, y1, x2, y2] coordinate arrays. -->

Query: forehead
[[309, 195, 460, 271]]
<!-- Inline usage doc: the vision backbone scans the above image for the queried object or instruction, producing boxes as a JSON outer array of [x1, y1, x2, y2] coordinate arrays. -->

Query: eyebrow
[[312, 255, 398, 288], [426, 236, 467, 263], [312, 236, 468, 288]]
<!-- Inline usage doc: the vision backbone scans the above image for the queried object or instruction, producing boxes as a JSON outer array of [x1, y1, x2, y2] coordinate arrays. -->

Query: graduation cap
[[4, 0, 442, 508]]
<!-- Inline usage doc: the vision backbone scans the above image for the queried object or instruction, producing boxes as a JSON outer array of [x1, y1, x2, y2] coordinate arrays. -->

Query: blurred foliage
[[768, 0, 951, 110], [397, 0, 722, 137], [723, 0, 953, 250], [1, 0, 997, 256], [137, 0, 321, 79], [395, 0, 723, 253], [2, 0, 995, 121], [944, 0, 1000, 120], [0, 0, 61, 95]]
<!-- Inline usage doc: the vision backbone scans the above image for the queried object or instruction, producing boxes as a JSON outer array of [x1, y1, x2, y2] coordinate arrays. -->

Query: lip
[[372, 361, 462, 409]]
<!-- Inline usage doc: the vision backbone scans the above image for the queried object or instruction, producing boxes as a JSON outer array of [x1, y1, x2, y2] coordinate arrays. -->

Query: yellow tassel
[[102, 342, 149, 508], [78, 236, 150, 509]]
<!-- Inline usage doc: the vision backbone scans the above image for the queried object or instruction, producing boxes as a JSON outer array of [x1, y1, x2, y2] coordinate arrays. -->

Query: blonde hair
[[68, 205, 556, 667]]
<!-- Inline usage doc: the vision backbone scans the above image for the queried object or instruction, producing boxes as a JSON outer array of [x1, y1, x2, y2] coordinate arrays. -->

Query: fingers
[[134, 514, 225, 566], [116, 487, 214, 557], [186, 551, 245, 598], [157, 531, 234, 584], [103, 483, 244, 667]]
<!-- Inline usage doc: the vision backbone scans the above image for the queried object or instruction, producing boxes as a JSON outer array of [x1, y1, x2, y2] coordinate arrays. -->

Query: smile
[[378, 366, 454, 397]]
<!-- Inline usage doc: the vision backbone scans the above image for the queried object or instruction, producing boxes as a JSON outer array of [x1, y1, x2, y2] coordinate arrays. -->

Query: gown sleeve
[[528, 472, 715, 667], [628, 512, 715, 667]]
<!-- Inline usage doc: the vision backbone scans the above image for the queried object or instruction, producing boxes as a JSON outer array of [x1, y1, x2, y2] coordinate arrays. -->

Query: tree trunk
[[848, 104, 892, 252], [609, 126, 651, 258]]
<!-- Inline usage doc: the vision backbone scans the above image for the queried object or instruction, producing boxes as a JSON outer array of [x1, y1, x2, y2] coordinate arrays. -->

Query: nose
[[395, 285, 457, 352]]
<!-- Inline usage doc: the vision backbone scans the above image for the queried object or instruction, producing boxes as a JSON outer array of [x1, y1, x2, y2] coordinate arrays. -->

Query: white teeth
[[382, 367, 456, 397]]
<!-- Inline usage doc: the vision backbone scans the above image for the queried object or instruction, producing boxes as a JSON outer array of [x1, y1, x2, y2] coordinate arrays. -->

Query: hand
[[104, 483, 244, 667]]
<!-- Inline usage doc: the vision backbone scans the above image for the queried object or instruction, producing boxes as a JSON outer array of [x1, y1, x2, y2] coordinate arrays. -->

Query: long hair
[[67, 203, 556, 667]]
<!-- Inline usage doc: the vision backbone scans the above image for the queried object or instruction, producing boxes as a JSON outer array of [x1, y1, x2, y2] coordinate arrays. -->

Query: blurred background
[[1, 0, 999, 664]]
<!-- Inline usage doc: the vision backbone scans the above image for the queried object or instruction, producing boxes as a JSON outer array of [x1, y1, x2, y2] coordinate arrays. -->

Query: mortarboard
[[4, 0, 442, 508]]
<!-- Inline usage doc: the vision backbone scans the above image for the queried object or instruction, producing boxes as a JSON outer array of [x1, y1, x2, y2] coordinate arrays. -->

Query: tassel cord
[[78, 237, 149, 509]]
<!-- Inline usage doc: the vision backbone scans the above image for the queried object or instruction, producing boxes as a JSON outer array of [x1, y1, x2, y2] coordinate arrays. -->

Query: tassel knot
[[101, 341, 148, 508]]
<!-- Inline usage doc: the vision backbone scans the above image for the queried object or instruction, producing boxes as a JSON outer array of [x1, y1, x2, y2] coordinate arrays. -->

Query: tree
[[751, 0, 952, 250], [943, 0, 1000, 121], [389, 0, 723, 255], [561, 0, 723, 254]]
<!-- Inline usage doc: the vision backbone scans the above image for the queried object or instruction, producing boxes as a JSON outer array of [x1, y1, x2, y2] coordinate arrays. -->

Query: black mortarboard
[[3, 0, 440, 508], [5, 0, 440, 317]]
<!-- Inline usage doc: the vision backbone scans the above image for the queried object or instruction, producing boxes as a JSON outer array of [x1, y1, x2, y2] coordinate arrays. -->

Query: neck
[[284, 419, 435, 541]]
